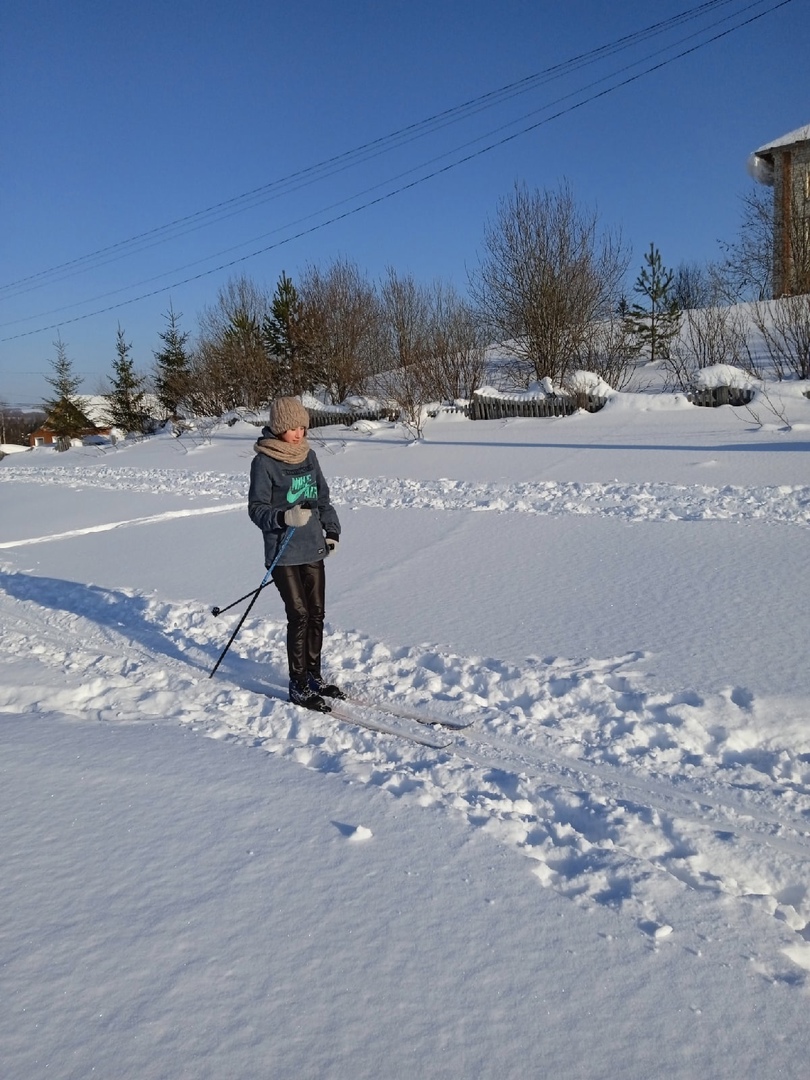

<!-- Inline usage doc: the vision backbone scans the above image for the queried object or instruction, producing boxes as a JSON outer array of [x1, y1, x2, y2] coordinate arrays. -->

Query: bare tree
[[186, 338, 247, 417], [667, 305, 758, 390], [471, 181, 629, 386], [373, 271, 490, 433], [672, 261, 716, 310], [299, 258, 383, 403], [572, 310, 638, 392], [424, 283, 488, 401], [715, 186, 773, 302], [193, 276, 272, 412], [379, 268, 431, 367], [375, 269, 435, 438], [752, 294, 810, 379]]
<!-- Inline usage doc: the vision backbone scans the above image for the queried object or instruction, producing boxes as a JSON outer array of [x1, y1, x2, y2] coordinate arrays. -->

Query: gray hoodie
[[248, 430, 341, 567]]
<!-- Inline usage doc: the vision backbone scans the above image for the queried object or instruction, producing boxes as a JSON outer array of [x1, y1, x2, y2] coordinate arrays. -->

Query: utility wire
[[0, 0, 746, 298], [0, 0, 794, 342], [0, 0, 780, 330]]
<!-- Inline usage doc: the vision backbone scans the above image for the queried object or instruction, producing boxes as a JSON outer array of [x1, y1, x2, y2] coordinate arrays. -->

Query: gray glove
[[284, 505, 312, 527]]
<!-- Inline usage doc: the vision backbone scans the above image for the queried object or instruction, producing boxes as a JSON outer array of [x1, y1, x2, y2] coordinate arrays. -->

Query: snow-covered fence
[[686, 386, 755, 408], [468, 392, 607, 420], [307, 406, 398, 429]]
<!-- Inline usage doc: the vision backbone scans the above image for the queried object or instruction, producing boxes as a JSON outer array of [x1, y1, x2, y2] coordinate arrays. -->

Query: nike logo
[[287, 474, 318, 504]]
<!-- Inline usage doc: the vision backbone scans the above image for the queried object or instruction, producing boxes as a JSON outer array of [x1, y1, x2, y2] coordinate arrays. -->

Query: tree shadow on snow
[[0, 569, 209, 674], [0, 567, 291, 693]]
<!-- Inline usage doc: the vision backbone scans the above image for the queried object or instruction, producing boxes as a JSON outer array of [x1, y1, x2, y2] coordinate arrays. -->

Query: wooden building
[[750, 123, 810, 297], [29, 398, 111, 447]]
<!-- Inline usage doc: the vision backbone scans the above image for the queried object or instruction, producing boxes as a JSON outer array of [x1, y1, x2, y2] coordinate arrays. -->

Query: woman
[[248, 396, 343, 711]]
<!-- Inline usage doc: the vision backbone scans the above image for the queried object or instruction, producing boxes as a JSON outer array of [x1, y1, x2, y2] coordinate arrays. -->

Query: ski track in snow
[[3, 553, 810, 984], [2, 464, 810, 527]]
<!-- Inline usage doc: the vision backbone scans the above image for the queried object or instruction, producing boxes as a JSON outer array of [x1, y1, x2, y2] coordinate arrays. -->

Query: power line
[[0, 0, 778, 331], [0, 0, 795, 343], [0, 0, 744, 299]]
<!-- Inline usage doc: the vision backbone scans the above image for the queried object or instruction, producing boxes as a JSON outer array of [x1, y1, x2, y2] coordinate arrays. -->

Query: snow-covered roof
[[748, 123, 810, 185], [754, 123, 810, 156], [78, 395, 111, 425], [76, 393, 161, 424]]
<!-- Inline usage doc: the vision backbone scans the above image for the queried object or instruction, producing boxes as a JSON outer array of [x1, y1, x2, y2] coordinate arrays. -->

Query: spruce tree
[[43, 335, 89, 442], [107, 325, 147, 435], [262, 272, 315, 394], [153, 303, 191, 418], [629, 243, 681, 363]]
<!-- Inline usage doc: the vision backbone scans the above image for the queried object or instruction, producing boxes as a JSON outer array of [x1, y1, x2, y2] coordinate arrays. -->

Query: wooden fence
[[308, 398, 605, 425], [468, 393, 607, 420], [686, 386, 755, 408], [307, 407, 398, 429], [303, 384, 765, 428]]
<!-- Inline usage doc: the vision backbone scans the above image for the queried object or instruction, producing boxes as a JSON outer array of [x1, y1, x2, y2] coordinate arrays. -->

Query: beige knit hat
[[268, 396, 309, 435]]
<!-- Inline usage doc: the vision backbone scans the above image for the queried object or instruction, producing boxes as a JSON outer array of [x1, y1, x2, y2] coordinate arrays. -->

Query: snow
[[2, 386, 810, 1078], [754, 122, 810, 154], [474, 371, 617, 400], [750, 121, 810, 185], [692, 363, 759, 390]]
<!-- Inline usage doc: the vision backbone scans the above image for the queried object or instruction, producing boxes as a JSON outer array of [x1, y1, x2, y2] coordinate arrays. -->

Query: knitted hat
[[268, 396, 309, 435]]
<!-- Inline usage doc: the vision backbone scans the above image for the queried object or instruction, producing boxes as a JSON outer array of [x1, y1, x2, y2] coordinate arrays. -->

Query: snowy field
[[2, 385, 810, 1079]]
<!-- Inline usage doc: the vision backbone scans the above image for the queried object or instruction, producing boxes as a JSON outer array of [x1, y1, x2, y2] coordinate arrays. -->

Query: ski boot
[[289, 679, 331, 712], [308, 673, 346, 700]]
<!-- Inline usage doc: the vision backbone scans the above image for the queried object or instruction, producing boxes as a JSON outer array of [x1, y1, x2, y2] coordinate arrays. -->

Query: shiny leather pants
[[271, 561, 325, 683]]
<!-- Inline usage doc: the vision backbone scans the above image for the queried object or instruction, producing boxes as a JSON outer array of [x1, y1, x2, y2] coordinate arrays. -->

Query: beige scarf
[[254, 436, 311, 465]]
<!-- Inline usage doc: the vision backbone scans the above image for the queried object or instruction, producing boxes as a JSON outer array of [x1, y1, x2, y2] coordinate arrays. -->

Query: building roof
[[78, 393, 160, 424], [749, 123, 810, 185], [754, 123, 810, 156]]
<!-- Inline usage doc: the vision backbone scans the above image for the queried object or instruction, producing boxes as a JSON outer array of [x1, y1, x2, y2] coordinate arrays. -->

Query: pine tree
[[262, 272, 315, 394], [629, 243, 681, 363], [107, 325, 148, 435], [153, 303, 191, 418], [43, 334, 89, 442]]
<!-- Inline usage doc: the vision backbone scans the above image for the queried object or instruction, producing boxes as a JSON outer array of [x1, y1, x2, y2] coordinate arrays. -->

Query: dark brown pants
[[271, 561, 325, 683]]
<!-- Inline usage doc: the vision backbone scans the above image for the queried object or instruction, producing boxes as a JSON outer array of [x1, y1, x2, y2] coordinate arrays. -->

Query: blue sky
[[1, 0, 808, 405]]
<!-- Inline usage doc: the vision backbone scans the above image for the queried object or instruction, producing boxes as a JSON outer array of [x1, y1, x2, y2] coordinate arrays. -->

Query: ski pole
[[208, 527, 295, 679], [210, 500, 318, 616], [211, 581, 273, 618]]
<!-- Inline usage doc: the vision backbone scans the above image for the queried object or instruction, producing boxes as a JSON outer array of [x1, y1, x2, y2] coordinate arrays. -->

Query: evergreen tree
[[262, 272, 316, 394], [153, 303, 190, 418], [629, 243, 681, 363], [616, 295, 641, 356], [43, 334, 90, 442], [106, 325, 148, 435]]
